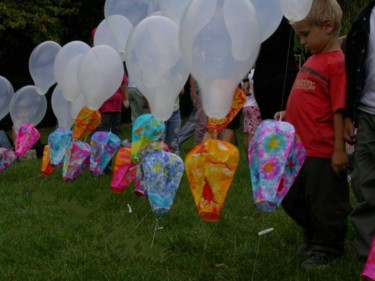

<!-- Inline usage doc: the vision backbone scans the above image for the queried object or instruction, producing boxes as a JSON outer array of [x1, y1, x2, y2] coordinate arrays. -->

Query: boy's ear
[[323, 19, 334, 34]]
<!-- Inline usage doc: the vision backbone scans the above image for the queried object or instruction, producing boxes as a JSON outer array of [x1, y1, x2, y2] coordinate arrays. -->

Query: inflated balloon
[[72, 106, 101, 141], [159, 0, 190, 25], [280, 0, 313, 23], [125, 15, 189, 121], [104, 0, 159, 27], [60, 54, 85, 102], [63, 140, 91, 182], [94, 15, 133, 61], [48, 127, 73, 166], [185, 138, 239, 222], [10, 85, 47, 130], [180, 0, 261, 119], [142, 150, 184, 217], [14, 123, 40, 158], [78, 45, 124, 111], [0, 148, 17, 173], [248, 120, 306, 212], [90, 131, 121, 177], [207, 87, 246, 135], [131, 113, 165, 163], [29, 41, 61, 95], [41, 145, 57, 177], [54, 41, 90, 86], [0, 76, 14, 121], [51, 85, 75, 129], [250, 0, 283, 42], [362, 238, 375, 281], [111, 146, 137, 193]]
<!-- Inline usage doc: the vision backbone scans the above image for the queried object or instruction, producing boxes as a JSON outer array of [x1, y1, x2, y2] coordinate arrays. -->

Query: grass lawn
[[0, 123, 364, 281]]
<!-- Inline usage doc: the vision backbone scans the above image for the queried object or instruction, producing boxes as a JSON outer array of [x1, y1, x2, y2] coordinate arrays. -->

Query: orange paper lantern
[[185, 139, 239, 222]]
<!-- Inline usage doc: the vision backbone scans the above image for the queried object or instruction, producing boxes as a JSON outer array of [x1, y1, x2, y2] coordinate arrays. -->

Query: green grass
[[0, 123, 364, 281]]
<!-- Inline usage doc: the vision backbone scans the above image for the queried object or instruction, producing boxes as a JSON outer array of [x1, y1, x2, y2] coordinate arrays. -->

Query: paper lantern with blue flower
[[90, 131, 121, 177], [248, 120, 306, 212], [142, 149, 184, 217], [48, 127, 72, 166]]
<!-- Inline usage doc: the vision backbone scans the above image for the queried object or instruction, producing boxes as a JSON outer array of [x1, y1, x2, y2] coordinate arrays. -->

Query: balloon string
[[279, 27, 294, 121], [197, 228, 215, 280], [127, 209, 151, 237], [151, 218, 159, 248]]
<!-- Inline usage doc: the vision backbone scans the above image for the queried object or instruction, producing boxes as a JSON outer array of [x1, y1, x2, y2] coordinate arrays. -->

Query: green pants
[[128, 87, 148, 123], [351, 110, 375, 258]]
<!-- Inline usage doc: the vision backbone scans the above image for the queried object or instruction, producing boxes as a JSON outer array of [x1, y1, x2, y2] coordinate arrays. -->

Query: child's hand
[[123, 99, 130, 109], [343, 117, 356, 145], [331, 150, 348, 176], [274, 111, 286, 121]]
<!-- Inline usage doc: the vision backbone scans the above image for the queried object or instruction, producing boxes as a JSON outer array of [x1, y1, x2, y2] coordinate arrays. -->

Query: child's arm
[[331, 111, 348, 176]]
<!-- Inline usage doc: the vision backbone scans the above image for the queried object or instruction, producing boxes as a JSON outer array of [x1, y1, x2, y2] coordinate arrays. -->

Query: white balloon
[[10, 85, 47, 130], [78, 45, 124, 111], [54, 41, 90, 86], [71, 94, 87, 120], [0, 76, 14, 121], [180, 0, 261, 119], [51, 85, 75, 129], [94, 15, 133, 61], [159, 0, 191, 25], [29, 41, 61, 95], [104, 0, 160, 27], [125, 15, 190, 121], [250, 0, 283, 42], [280, 0, 313, 23], [60, 54, 84, 102]]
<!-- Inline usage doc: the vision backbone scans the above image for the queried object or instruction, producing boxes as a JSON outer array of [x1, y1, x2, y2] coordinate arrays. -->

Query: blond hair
[[303, 0, 343, 35]]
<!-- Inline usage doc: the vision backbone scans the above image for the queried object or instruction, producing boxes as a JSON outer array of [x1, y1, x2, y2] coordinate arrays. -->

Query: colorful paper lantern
[[0, 148, 17, 173], [15, 123, 40, 158], [362, 237, 375, 281], [207, 87, 246, 135], [111, 146, 137, 193], [131, 113, 165, 163], [63, 140, 91, 182], [142, 150, 184, 217], [185, 139, 239, 222], [90, 131, 121, 177], [48, 127, 72, 166], [41, 145, 57, 177], [72, 106, 101, 140], [248, 120, 306, 212]]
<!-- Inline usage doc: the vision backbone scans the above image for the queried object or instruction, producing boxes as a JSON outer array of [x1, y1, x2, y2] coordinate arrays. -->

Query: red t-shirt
[[285, 50, 346, 158], [99, 73, 128, 113]]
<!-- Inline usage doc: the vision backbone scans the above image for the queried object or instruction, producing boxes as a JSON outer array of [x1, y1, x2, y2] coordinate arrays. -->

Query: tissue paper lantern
[[362, 237, 375, 281], [185, 138, 239, 222], [111, 146, 137, 193], [131, 113, 165, 163], [90, 131, 121, 176], [248, 120, 306, 212], [142, 150, 184, 217], [48, 127, 72, 166], [63, 140, 91, 182], [41, 145, 57, 177], [72, 106, 101, 140], [207, 87, 246, 135], [0, 148, 17, 173], [15, 123, 40, 158]]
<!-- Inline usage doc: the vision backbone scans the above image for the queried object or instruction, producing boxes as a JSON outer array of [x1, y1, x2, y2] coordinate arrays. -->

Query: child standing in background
[[274, 0, 352, 269]]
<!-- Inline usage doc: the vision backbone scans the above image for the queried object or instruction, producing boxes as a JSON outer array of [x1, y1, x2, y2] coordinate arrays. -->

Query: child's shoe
[[301, 252, 339, 270]]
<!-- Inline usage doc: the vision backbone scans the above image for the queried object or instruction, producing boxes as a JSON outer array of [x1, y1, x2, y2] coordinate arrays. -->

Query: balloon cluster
[[1, 0, 313, 221]]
